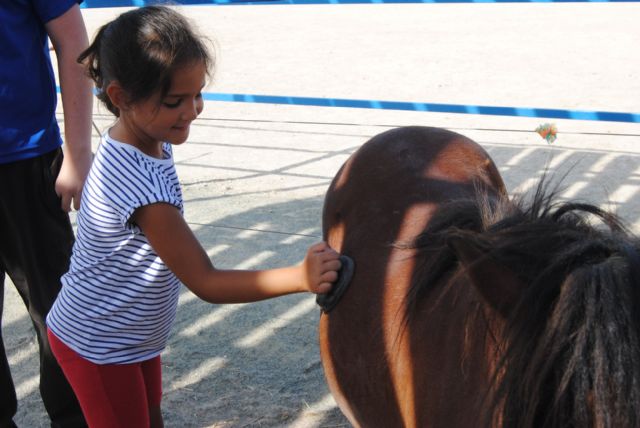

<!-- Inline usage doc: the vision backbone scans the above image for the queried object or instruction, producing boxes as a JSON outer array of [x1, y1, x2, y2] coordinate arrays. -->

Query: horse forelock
[[405, 178, 640, 427]]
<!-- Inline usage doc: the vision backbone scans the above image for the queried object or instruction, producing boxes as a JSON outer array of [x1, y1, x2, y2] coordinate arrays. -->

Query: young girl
[[45, 6, 341, 428]]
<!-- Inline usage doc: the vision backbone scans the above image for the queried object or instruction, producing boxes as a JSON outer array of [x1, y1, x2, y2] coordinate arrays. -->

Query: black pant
[[0, 149, 86, 428]]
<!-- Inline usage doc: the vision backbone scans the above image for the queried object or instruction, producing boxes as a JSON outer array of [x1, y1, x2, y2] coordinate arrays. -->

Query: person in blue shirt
[[0, 1, 92, 427]]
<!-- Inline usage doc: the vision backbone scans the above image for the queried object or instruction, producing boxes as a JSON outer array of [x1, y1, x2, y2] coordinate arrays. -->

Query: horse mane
[[404, 177, 640, 428]]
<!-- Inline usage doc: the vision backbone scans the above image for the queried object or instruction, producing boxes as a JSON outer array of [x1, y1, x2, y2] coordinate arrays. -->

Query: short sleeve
[[90, 142, 183, 231], [31, 0, 81, 24]]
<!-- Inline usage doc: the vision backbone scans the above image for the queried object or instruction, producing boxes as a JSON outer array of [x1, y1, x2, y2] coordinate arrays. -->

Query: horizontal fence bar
[[81, 0, 639, 7], [204, 93, 640, 123], [61, 87, 639, 123]]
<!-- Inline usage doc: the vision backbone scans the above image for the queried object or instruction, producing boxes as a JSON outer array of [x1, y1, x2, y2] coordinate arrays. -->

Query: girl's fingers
[[315, 282, 333, 294], [309, 241, 329, 253], [321, 270, 338, 284], [309, 269, 338, 294], [305, 242, 345, 293], [316, 248, 340, 263], [323, 259, 342, 273]]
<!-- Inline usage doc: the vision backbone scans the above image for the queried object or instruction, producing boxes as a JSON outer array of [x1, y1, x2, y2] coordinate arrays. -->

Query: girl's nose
[[182, 98, 203, 120]]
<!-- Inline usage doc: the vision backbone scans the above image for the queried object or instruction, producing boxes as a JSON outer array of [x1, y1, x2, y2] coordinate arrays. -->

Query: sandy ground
[[3, 3, 640, 427]]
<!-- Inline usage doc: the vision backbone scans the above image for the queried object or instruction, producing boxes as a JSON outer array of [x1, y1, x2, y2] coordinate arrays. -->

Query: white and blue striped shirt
[[47, 133, 183, 364]]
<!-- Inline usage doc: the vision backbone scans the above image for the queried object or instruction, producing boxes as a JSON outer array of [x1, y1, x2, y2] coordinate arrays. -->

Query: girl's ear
[[105, 82, 129, 111], [447, 232, 524, 318]]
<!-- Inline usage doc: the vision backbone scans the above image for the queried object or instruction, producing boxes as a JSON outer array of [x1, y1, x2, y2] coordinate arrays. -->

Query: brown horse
[[319, 126, 640, 428]]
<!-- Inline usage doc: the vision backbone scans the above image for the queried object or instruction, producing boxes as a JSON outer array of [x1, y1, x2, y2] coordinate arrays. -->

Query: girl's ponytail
[[78, 23, 120, 117]]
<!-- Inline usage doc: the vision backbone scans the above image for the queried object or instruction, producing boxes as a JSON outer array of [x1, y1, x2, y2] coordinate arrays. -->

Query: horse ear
[[447, 233, 524, 318]]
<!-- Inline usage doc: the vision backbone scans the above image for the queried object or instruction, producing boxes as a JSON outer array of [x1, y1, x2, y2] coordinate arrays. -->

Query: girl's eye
[[163, 99, 181, 108]]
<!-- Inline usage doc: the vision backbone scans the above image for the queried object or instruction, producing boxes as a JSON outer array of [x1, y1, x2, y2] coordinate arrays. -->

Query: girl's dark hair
[[78, 5, 214, 116]]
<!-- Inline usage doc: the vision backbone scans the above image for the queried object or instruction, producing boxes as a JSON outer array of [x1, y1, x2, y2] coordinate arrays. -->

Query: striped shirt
[[47, 133, 183, 364]]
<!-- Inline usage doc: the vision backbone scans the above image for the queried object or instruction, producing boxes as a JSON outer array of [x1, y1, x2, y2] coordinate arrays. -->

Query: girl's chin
[[167, 130, 190, 145], [167, 139, 187, 146]]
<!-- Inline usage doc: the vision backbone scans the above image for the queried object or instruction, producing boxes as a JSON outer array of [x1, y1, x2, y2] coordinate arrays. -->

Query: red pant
[[47, 329, 162, 428]]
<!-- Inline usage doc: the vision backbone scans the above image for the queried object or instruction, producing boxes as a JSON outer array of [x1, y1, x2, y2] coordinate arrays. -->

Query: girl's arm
[[131, 202, 341, 303]]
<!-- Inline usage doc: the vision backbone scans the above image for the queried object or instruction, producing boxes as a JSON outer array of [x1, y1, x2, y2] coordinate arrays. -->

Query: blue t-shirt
[[0, 0, 81, 164]]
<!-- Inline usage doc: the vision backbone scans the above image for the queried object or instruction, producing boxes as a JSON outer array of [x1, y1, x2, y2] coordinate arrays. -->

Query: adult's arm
[[46, 3, 93, 212]]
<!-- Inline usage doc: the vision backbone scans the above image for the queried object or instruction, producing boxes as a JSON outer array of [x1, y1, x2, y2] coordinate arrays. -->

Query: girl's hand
[[303, 242, 341, 294]]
